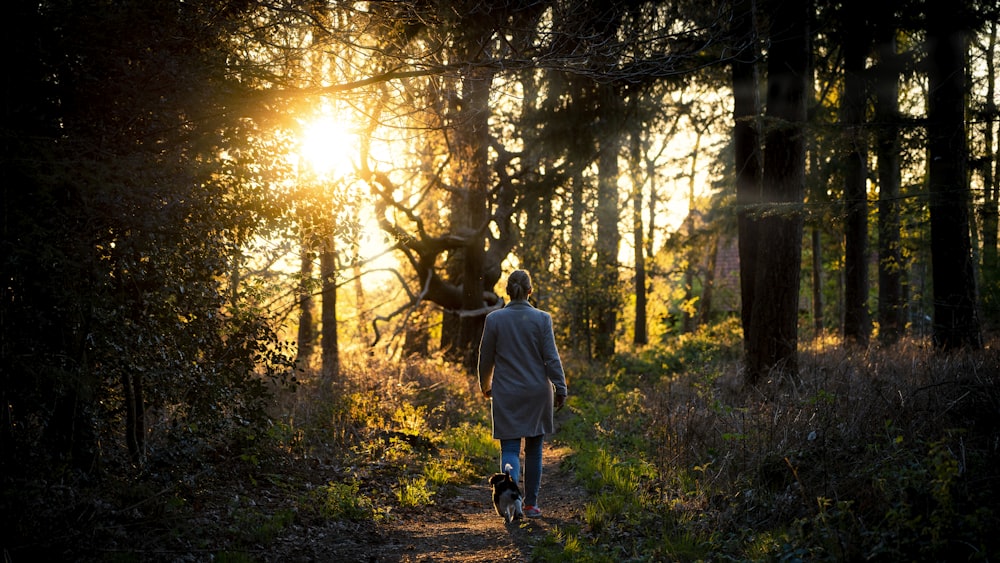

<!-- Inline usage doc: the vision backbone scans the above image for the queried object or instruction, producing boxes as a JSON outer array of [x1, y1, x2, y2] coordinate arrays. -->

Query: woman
[[478, 269, 568, 518]]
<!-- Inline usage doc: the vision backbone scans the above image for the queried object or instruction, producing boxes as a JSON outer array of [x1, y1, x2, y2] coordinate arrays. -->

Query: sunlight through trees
[[3, 1, 999, 557]]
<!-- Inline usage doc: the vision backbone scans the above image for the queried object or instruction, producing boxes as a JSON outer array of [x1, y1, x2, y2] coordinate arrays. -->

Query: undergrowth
[[13, 328, 997, 561], [537, 320, 1000, 562], [279, 354, 497, 518], [198, 353, 499, 557], [9, 352, 498, 561]]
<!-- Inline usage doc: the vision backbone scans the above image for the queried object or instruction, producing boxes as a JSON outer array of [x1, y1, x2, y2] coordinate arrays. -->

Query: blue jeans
[[500, 435, 543, 506]]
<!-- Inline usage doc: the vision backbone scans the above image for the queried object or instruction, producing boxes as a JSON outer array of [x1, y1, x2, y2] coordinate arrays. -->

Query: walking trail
[[267, 405, 586, 563], [373, 440, 586, 562]]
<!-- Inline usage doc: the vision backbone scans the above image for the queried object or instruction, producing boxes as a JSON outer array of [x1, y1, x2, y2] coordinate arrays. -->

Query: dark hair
[[506, 269, 532, 301]]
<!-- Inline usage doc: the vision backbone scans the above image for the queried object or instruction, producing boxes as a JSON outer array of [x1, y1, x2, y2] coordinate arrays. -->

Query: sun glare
[[291, 113, 399, 285], [300, 116, 357, 178]]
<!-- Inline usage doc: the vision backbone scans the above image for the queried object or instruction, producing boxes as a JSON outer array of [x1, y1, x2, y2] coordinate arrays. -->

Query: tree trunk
[[594, 82, 623, 360], [926, 0, 982, 350], [731, 0, 763, 360], [569, 175, 592, 359], [523, 189, 554, 309], [296, 226, 316, 368], [699, 234, 719, 326], [646, 149, 659, 260], [980, 19, 999, 324], [631, 133, 648, 346], [873, 9, 905, 344], [841, 1, 871, 345], [682, 134, 703, 335], [746, 0, 809, 385], [122, 372, 145, 465], [811, 226, 824, 336], [456, 65, 494, 371], [320, 232, 339, 384], [682, 250, 696, 334]]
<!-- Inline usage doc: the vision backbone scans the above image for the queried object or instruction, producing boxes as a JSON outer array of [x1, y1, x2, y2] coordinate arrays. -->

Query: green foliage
[[612, 316, 743, 378], [393, 403, 430, 435], [442, 422, 495, 463], [8, 312, 998, 562], [531, 526, 590, 562], [548, 360, 721, 562], [757, 427, 994, 562], [833, 429, 994, 562], [396, 476, 436, 507], [310, 481, 382, 522], [440, 422, 497, 479], [283, 355, 495, 524], [1, 0, 296, 486], [422, 457, 458, 489]]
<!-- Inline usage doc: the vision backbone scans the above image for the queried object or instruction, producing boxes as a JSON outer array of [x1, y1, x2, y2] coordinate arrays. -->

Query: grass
[[395, 475, 435, 507], [309, 480, 382, 521], [54, 329, 995, 561], [540, 325, 1000, 561], [114, 352, 496, 558], [273, 354, 496, 516]]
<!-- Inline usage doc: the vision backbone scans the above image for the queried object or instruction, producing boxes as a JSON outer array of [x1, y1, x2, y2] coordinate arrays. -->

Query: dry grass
[[270, 351, 482, 448], [644, 334, 1000, 559], [270, 339, 998, 561]]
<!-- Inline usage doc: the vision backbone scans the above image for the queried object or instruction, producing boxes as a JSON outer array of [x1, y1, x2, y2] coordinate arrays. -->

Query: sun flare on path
[[300, 115, 357, 178]]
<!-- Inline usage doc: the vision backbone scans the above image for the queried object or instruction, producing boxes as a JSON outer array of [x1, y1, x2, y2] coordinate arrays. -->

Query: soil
[[277, 440, 588, 562]]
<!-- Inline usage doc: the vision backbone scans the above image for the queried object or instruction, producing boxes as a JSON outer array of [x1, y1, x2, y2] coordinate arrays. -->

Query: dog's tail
[[504, 463, 514, 476]]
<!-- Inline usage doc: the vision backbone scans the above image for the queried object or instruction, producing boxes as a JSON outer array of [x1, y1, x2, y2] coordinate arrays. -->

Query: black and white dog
[[488, 464, 524, 523]]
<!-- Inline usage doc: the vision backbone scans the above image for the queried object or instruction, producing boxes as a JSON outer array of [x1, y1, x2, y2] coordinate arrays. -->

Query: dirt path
[[373, 440, 586, 562]]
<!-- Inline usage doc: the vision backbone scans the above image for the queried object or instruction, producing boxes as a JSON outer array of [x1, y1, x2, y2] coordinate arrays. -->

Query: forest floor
[[270, 441, 586, 562]]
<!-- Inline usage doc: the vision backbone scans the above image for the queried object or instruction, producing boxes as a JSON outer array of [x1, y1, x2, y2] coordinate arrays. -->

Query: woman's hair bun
[[506, 269, 532, 300]]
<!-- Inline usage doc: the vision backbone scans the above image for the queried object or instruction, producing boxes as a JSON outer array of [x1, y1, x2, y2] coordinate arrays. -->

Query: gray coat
[[478, 300, 568, 440]]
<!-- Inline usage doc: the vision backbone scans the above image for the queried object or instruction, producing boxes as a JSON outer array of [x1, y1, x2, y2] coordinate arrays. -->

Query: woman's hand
[[554, 393, 566, 411], [482, 388, 492, 399]]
